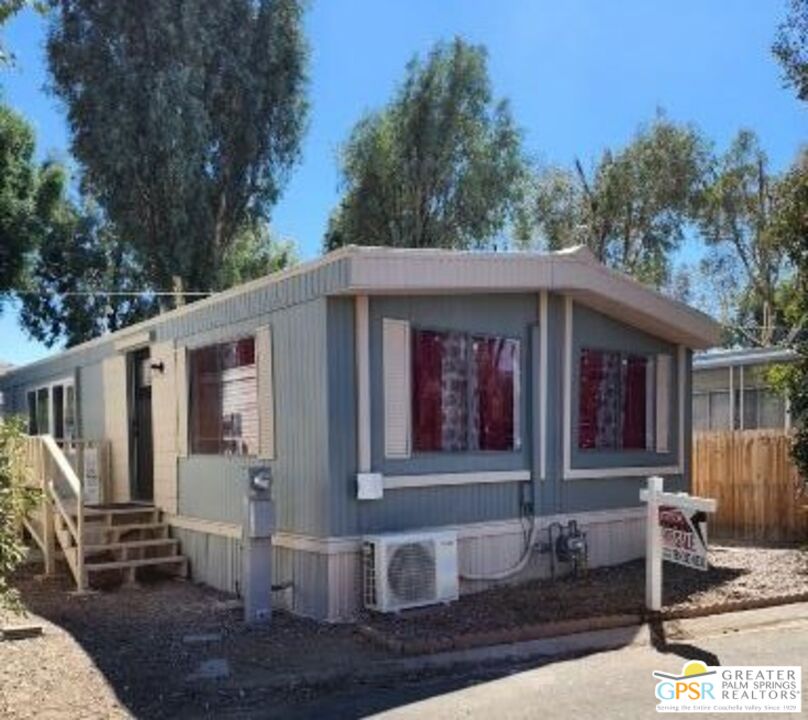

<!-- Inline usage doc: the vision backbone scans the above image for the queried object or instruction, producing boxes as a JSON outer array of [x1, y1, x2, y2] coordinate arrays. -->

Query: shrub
[[0, 417, 37, 611]]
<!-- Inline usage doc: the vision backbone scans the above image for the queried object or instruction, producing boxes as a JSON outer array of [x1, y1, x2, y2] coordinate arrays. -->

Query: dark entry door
[[130, 348, 154, 501]]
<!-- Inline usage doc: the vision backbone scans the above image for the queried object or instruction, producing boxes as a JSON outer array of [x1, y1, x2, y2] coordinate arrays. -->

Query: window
[[36, 388, 50, 436], [578, 349, 650, 450], [189, 337, 257, 455], [411, 329, 520, 453], [27, 391, 37, 435], [25, 381, 76, 438]]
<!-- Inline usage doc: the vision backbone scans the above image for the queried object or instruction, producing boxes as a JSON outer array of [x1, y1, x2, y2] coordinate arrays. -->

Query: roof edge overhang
[[694, 347, 798, 369], [341, 245, 722, 349], [1, 245, 721, 381]]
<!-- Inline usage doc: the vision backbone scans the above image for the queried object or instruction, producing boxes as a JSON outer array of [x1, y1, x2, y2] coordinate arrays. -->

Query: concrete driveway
[[278, 603, 808, 720]]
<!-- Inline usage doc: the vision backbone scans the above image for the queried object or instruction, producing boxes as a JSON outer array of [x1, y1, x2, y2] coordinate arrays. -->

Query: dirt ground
[[0, 570, 388, 719], [363, 545, 808, 642], [1, 545, 806, 719]]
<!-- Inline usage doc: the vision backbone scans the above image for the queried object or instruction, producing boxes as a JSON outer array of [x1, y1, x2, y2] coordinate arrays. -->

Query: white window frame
[[562, 296, 685, 480], [186, 334, 260, 457], [26, 376, 76, 439]]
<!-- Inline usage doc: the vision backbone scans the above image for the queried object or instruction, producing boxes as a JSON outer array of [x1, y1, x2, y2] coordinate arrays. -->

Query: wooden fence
[[692, 430, 808, 543]]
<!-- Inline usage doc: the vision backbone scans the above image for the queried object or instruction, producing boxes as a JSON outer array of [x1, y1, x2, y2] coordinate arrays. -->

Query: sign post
[[640, 476, 717, 612]]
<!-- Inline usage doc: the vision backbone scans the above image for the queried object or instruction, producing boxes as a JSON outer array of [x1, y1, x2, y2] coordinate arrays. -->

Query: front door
[[129, 348, 154, 501]]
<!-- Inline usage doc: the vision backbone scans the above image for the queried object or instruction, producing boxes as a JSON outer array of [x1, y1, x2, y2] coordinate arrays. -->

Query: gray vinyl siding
[[369, 294, 535, 476], [177, 298, 331, 535], [170, 526, 243, 595], [1, 282, 334, 538], [569, 303, 681, 470], [327, 294, 537, 537], [325, 293, 688, 537], [547, 298, 687, 513], [167, 526, 330, 618], [0, 275, 693, 541]]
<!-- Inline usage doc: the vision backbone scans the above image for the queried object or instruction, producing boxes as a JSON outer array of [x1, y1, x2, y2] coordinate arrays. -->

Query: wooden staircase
[[62, 504, 188, 587], [22, 435, 188, 592]]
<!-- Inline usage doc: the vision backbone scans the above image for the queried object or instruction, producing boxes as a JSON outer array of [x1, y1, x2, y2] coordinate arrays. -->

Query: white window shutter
[[645, 357, 655, 450], [383, 318, 411, 459], [656, 354, 672, 453], [176, 346, 189, 458], [256, 325, 275, 459]]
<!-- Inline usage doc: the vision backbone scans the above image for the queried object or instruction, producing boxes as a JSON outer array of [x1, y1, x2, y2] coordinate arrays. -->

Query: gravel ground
[[363, 545, 808, 642], [0, 569, 387, 719], [1, 545, 806, 719]]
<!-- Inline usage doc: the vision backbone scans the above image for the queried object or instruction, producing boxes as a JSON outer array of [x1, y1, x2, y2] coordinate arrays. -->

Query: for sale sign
[[659, 505, 708, 571]]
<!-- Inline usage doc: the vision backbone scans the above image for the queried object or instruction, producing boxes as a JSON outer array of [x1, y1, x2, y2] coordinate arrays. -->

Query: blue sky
[[1, 0, 805, 365]]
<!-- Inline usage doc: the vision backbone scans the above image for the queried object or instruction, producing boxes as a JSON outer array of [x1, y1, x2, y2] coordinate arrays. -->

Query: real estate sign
[[658, 505, 708, 571], [84, 447, 100, 505], [640, 476, 717, 611]]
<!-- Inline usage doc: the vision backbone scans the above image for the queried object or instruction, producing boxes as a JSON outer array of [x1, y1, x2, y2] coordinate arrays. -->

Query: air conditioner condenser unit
[[363, 530, 459, 613]]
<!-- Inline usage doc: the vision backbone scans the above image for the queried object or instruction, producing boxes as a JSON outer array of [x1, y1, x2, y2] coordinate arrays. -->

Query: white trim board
[[562, 296, 684, 480], [168, 506, 646, 555], [383, 470, 531, 491], [539, 291, 548, 481], [355, 295, 371, 473], [114, 330, 153, 352]]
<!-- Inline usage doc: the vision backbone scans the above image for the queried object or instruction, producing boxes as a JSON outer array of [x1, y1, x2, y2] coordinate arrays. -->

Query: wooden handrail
[[41, 435, 82, 497], [38, 434, 86, 592]]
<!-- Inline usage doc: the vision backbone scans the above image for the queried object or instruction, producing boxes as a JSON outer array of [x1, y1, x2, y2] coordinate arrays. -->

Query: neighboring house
[[692, 347, 797, 432], [0, 245, 720, 620]]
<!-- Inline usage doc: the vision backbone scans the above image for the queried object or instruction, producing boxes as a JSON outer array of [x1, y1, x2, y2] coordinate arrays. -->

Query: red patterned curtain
[[412, 330, 444, 451], [622, 355, 647, 449], [578, 349, 603, 449], [473, 337, 516, 450]]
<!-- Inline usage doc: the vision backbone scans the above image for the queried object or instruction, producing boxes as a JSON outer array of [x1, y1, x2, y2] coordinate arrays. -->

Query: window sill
[[563, 465, 682, 480], [383, 469, 530, 490]]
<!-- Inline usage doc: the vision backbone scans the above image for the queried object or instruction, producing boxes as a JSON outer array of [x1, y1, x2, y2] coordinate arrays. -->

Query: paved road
[[271, 606, 808, 720]]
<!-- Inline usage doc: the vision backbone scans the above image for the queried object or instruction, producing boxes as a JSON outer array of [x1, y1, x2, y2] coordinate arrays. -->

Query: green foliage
[[772, 151, 808, 482], [219, 221, 297, 288], [19, 199, 159, 348], [698, 131, 794, 347], [46, 0, 308, 302], [0, 417, 37, 612], [325, 38, 526, 251], [516, 115, 708, 288], [773, 0, 808, 102], [0, 105, 65, 305]]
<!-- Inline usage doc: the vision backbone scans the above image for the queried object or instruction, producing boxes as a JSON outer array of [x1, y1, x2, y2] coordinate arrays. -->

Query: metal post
[[243, 467, 274, 624], [645, 475, 663, 612]]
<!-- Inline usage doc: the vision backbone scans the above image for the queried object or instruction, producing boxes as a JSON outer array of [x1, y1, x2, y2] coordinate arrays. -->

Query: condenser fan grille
[[386, 541, 436, 604]]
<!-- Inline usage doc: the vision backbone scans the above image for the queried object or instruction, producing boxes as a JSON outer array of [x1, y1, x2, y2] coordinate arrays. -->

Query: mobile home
[[0, 245, 721, 620]]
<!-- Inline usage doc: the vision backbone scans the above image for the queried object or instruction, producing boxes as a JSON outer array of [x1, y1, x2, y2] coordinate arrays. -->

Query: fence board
[[693, 430, 807, 543]]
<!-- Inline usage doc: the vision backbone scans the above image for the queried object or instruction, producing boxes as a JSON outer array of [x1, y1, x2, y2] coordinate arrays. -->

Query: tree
[[219, 221, 297, 289], [773, 0, 808, 101], [770, 151, 808, 482], [0, 105, 64, 307], [516, 115, 708, 288], [46, 0, 308, 304], [325, 38, 525, 251], [698, 131, 794, 347], [18, 199, 159, 348]]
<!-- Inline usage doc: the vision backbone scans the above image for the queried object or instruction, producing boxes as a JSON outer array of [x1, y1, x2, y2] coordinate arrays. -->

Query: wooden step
[[99, 522, 167, 534], [85, 555, 187, 573], [84, 538, 179, 553], [83, 505, 156, 517]]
